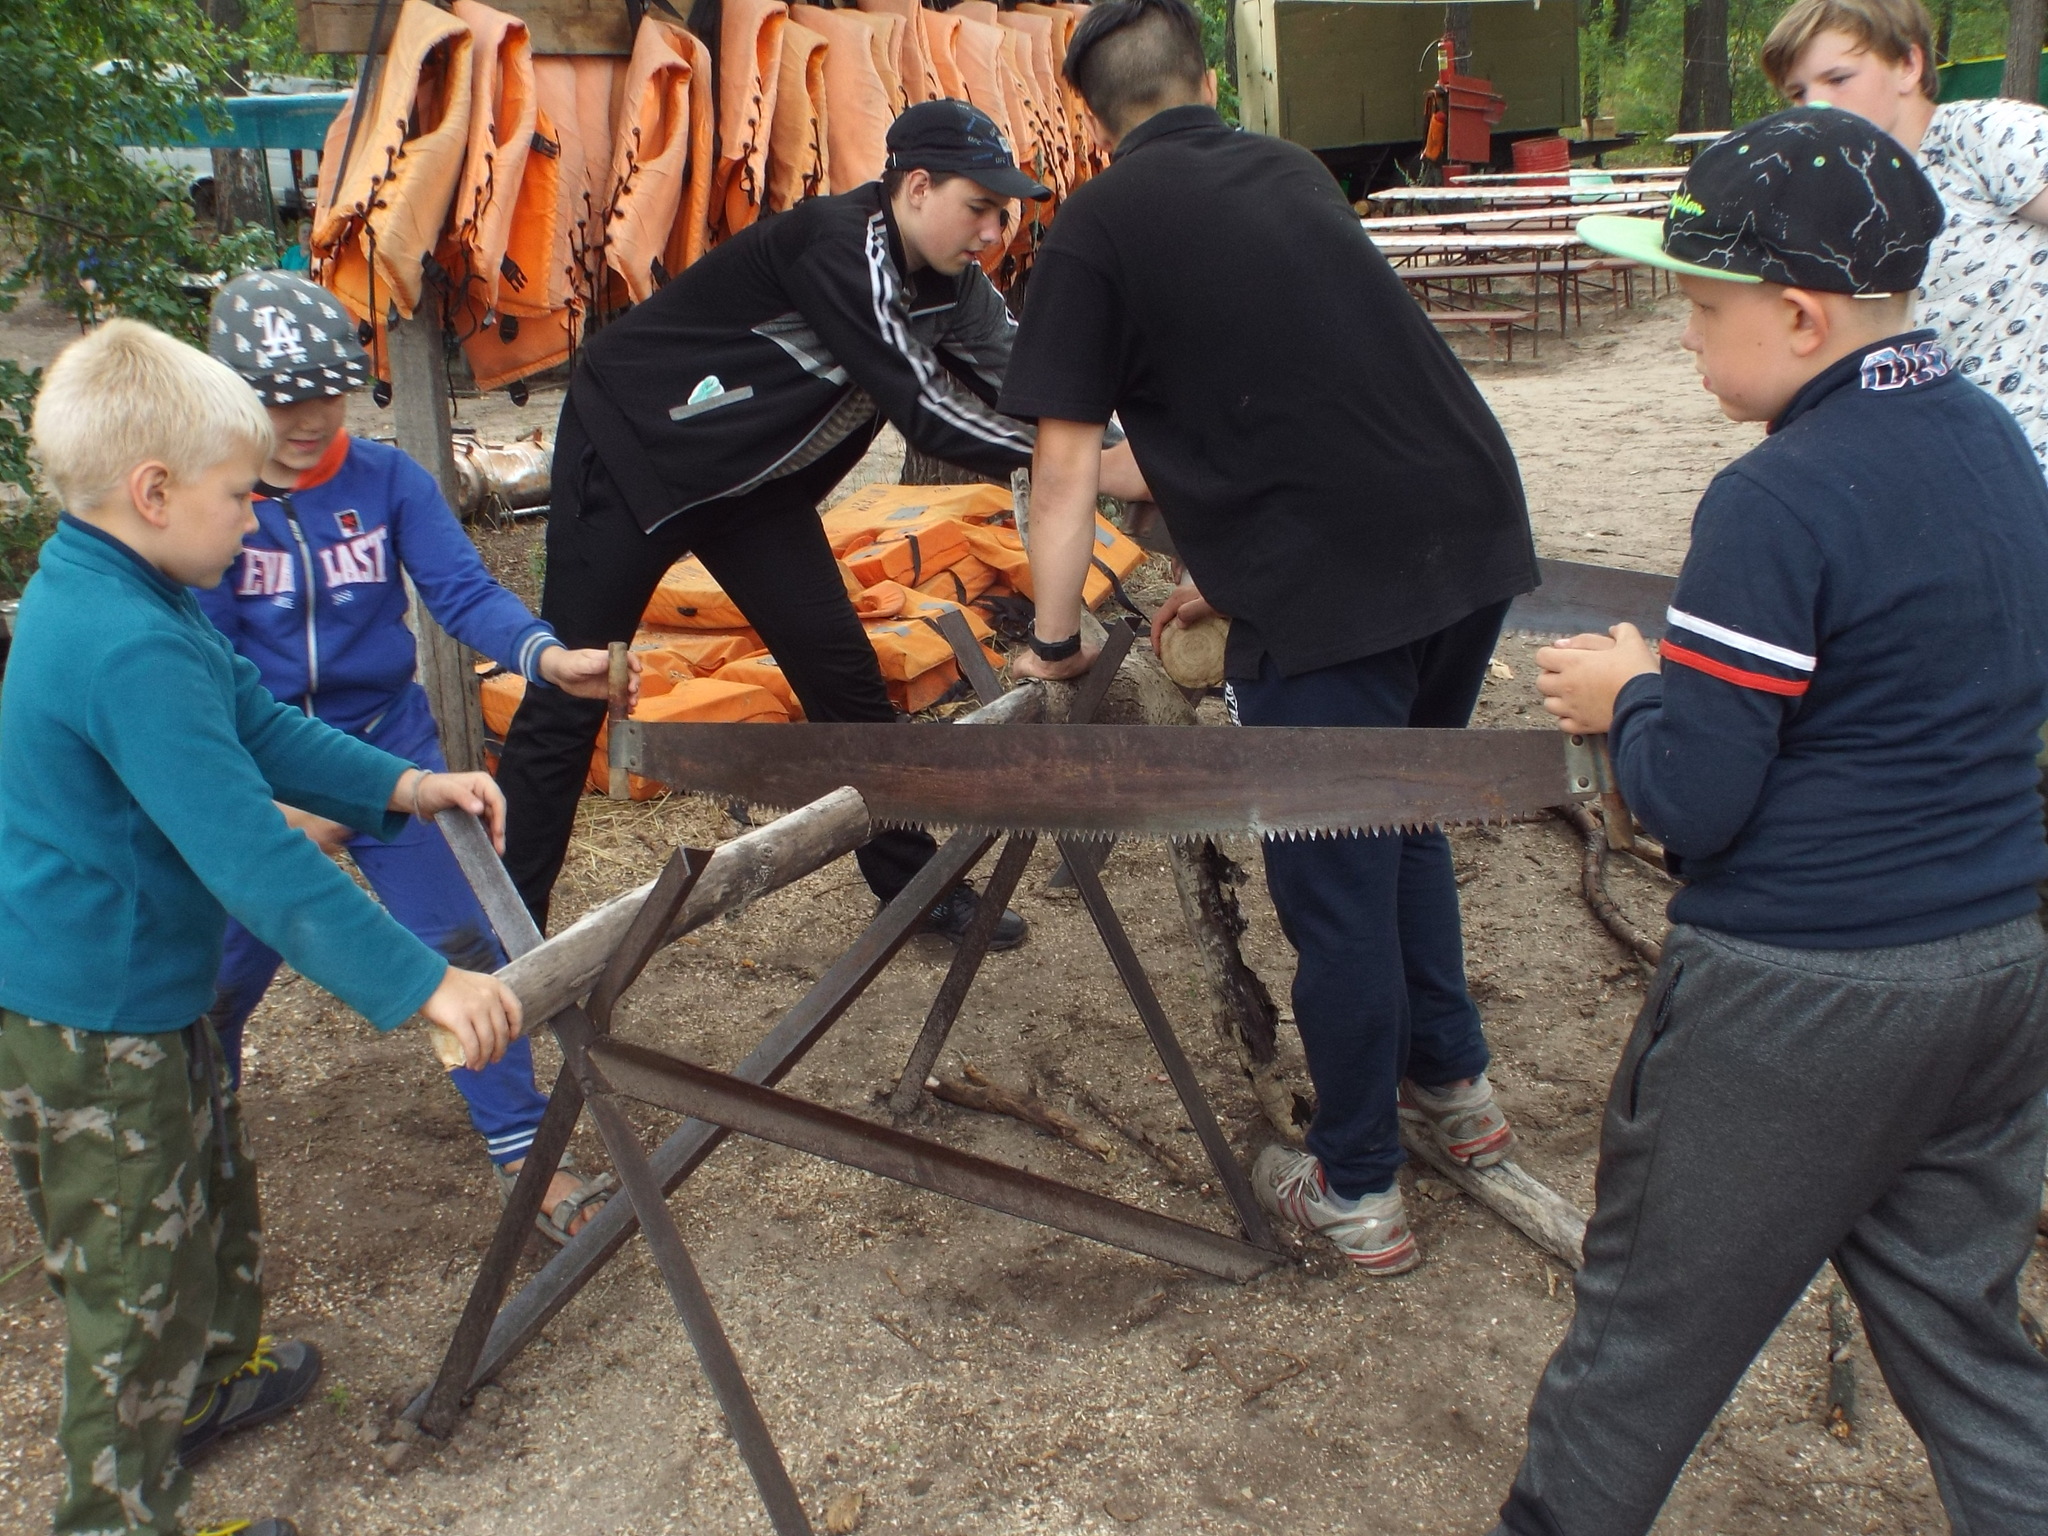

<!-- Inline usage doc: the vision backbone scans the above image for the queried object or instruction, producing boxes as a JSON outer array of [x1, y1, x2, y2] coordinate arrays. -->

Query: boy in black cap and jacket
[[498, 99, 1146, 937], [1502, 107, 2048, 1536]]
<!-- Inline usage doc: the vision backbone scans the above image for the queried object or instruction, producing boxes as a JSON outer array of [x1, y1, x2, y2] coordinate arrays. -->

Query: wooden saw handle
[[606, 641, 631, 801]]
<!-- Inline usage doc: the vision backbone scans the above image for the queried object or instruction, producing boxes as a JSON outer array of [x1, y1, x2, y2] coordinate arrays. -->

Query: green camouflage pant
[[0, 1012, 262, 1535]]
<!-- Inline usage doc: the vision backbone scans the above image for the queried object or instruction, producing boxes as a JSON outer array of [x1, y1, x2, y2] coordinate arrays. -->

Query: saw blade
[[614, 723, 1599, 840], [1507, 558, 1676, 642]]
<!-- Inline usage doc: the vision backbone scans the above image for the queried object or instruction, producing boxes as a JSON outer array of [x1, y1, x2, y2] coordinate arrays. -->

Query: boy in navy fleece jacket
[[199, 272, 629, 1243], [1493, 109, 2048, 1536], [0, 319, 519, 1536]]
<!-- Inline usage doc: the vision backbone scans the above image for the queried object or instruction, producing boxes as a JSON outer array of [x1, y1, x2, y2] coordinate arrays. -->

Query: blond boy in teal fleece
[[0, 320, 522, 1536]]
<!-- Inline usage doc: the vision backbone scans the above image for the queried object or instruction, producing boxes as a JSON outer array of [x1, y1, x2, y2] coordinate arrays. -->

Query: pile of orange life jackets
[[312, 0, 1104, 393], [477, 479, 1146, 798]]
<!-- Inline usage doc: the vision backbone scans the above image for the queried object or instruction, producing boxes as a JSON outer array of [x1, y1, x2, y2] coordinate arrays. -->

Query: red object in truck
[[1433, 31, 1505, 166]]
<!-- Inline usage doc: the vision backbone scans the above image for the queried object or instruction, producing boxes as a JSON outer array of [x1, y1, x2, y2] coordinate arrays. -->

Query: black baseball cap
[[884, 99, 1051, 201], [1579, 105, 1942, 295]]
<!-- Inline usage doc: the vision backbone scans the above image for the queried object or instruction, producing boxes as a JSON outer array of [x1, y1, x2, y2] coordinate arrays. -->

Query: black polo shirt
[[1001, 105, 1538, 677]]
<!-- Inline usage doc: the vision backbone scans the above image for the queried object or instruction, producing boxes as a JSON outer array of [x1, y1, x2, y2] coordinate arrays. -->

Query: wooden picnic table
[[1446, 166, 1691, 185], [1368, 230, 1622, 334], [1360, 202, 1668, 233], [1368, 184, 1677, 206], [1666, 129, 1729, 162]]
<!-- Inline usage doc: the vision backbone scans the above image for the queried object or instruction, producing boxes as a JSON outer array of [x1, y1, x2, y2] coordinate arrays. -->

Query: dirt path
[[0, 294, 2035, 1536]]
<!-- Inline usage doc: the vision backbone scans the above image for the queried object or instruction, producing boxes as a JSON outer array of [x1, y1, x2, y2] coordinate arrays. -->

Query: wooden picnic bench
[[1426, 306, 1539, 361]]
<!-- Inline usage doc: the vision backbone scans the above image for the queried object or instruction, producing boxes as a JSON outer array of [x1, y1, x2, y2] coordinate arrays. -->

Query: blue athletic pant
[[1225, 600, 1507, 1199], [207, 685, 550, 1166]]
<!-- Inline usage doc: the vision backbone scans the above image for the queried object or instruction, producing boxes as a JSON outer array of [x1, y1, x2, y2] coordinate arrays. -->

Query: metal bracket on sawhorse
[[894, 611, 1279, 1251]]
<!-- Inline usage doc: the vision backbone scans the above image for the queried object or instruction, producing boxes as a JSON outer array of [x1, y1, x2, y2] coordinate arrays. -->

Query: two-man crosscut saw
[[612, 722, 1614, 839]]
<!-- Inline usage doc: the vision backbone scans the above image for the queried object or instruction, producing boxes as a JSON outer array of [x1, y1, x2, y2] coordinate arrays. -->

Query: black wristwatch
[[1028, 631, 1082, 662]]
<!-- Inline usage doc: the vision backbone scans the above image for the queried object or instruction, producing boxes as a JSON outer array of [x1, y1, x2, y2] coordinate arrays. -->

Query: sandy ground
[[0, 290, 2036, 1536]]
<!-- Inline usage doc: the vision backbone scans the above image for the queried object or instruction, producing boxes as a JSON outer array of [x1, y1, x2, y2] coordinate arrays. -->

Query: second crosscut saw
[[613, 723, 1611, 841]]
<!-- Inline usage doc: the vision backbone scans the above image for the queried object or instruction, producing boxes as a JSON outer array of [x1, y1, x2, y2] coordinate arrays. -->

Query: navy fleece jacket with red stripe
[[1610, 331, 2048, 947]]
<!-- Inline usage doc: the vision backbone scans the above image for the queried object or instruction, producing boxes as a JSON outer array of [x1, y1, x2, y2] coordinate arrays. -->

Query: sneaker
[[179, 1337, 323, 1467], [1251, 1145, 1420, 1275], [193, 1522, 300, 1536], [920, 883, 1028, 951], [1401, 1073, 1514, 1168]]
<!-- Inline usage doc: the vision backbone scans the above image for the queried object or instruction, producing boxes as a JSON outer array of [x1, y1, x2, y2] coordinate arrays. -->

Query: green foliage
[[1194, 0, 1242, 123], [1583, 0, 2019, 145], [0, 1, 281, 344], [0, 362, 38, 507]]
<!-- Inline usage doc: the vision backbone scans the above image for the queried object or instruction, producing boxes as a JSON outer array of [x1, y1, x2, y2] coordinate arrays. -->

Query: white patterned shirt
[[1917, 98, 2048, 474]]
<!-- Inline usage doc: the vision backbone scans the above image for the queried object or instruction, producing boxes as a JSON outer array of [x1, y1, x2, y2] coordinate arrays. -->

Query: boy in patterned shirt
[[1765, 0, 2048, 474]]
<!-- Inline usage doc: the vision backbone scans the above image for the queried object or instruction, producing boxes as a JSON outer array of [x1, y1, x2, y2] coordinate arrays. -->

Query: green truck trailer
[[1235, 0, 1584, 193]]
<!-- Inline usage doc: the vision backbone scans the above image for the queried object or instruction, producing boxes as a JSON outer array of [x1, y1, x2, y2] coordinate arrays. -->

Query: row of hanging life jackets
[[310, 0, 1105, 393]]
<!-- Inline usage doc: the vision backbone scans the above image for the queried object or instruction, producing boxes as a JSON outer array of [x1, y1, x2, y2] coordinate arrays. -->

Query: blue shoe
[[179, 1337, 323, 1466]]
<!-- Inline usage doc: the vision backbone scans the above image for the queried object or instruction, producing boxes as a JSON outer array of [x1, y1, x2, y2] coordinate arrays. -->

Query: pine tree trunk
[[2005, 0, 2046, 102], [1680, 0, 1733, 131], [1609, 0, 1633, 46]]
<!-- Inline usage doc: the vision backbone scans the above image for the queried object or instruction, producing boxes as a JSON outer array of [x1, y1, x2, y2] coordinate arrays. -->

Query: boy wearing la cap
[[1493, 108, 2048, 1536], [495, 99, 1147, 938]]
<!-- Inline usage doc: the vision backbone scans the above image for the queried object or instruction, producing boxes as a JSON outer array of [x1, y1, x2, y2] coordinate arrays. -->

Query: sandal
[[494, 1153, 618, 1246]]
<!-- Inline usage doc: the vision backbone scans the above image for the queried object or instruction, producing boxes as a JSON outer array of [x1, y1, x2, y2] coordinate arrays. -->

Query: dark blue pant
[[1226, 601, 1507, 1198], [207, 686, 550, 1166]]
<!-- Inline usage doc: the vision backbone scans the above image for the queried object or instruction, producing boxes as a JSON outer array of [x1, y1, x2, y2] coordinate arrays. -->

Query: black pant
[[497, 403, 935, 925], [1225, 600, 1506, 1197], [1495, 917, 2048, 1536]]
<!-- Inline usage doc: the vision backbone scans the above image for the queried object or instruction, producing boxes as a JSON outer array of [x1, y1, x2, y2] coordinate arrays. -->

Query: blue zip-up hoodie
[[1610, 331, 2048, 947], [193, 434, 561, 731], [0, 518, 447, 1032]]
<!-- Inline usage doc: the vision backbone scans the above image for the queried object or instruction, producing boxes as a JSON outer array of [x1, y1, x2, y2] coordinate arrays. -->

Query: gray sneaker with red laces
[[1400, 1073, 1514, 1168], [1251, 1145, 1421, 1275]]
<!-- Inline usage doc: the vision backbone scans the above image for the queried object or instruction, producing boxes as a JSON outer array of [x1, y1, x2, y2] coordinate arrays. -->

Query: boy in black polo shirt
[[1501, 109, 2048, 1535], [1003, 0, 1538, 1274]]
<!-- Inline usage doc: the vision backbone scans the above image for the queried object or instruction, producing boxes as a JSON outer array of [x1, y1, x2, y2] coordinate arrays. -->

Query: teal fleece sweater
[[0, 517, 448, 1032]]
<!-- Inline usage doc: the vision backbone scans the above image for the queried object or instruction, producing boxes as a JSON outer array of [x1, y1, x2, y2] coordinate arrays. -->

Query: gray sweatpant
[[1495, 916, 2048, 1536]]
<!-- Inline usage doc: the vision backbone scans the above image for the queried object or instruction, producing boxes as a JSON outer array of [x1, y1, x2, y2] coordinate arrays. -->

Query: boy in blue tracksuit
[[201, 272, 624, 1239], [1503, 109, 2048, 1536]]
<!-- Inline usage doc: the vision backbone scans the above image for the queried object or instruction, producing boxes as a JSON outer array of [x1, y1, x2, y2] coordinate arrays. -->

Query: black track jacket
[[567, 182, 1038, 531]]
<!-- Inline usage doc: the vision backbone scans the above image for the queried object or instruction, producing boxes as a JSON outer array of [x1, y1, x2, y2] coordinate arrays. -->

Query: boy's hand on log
[[1150, 576, 1219, 651], [542, 645, 640, 705], [1535, 624, 1660, 734], [395, 770, 509, 851], [279, 802, 353, 855], [421, 965, 523, 1073]]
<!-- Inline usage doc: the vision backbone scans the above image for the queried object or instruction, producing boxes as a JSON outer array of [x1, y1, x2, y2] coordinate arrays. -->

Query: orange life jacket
[[441, 2, 574, 390], [921, 8, 967, 101], [441, 2, 549, 316], [712, 0, 789, 241], [606, 15, 715, 306], [1000, 9, 1070, 199], [857, 0, 933, 105], [949, 13, 1014, 147], [532, 54, 624, 321], [766, 19, 830, 212], [790, 4, 893, 190], [852, 9, 910, 114], [312, 0, 474, 343]]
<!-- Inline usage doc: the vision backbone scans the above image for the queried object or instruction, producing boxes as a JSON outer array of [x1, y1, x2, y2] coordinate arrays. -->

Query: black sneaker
[[192, 1521, 300, 1536], [921, 883, 1028, 950], [179, 1337, 323, 1466]]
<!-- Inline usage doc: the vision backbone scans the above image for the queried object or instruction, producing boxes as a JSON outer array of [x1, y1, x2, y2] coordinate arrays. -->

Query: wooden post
[[2006, 0, 2047, 102], [386, 306, 489, 772]]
